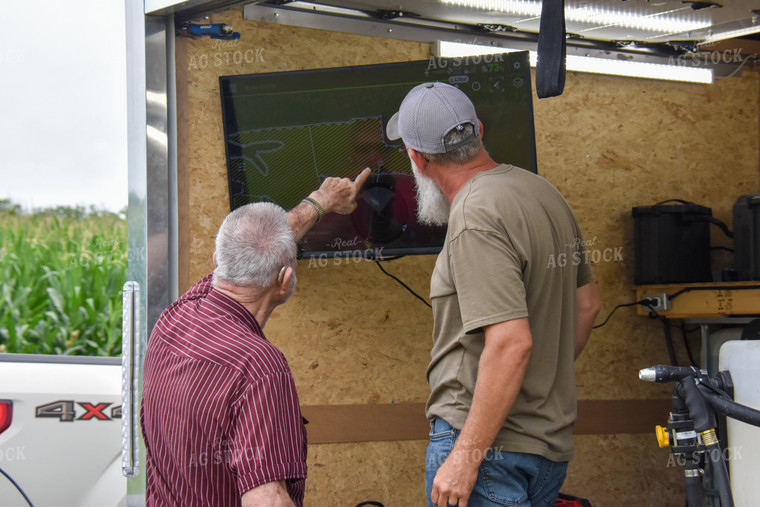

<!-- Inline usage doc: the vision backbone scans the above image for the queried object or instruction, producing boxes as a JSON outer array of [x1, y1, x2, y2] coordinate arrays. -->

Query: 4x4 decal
[[35, 400, 121, 421]]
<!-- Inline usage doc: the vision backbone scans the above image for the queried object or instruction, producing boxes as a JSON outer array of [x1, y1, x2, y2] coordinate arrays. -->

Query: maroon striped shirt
[[141, 274, 307, 506]]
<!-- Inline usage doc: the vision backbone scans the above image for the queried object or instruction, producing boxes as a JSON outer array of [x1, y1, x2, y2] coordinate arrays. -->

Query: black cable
[[653, 199, 692, 206], [592, 300, 649, 329], [651, 308, 679, 367], [594, 300, 683, 365], [667, 284, 760, 302], [706, 216, 734, 238], [680, 322, 699, 367], [372, 254, 406, 262], [667, 287, 689, 300], [651, 199, 734, 238], [0, 466, 34, 507], [374, 260, 431, 308], [646, 305, 679, 366]]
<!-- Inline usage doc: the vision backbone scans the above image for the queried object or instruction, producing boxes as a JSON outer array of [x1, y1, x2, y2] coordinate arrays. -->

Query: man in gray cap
[[387, 82, 601, 507]]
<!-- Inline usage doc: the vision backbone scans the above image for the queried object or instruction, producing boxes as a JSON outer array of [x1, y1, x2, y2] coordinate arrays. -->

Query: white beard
[[411, 160, 450, 226]]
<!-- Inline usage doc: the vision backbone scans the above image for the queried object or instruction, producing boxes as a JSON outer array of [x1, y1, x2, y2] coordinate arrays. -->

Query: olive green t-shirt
[[426, 164, 594, 462]]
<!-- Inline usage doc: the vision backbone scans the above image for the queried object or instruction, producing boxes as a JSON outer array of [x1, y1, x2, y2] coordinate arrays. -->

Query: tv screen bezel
[[218, 55, 537, 260]]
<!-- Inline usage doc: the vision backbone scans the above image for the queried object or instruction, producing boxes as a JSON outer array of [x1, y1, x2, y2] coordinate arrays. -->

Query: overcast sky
[[0, 0, 127, 212]]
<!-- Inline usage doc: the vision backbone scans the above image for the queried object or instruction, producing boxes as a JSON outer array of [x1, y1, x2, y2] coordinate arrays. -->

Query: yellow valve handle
[[655, 425, 670, 448]]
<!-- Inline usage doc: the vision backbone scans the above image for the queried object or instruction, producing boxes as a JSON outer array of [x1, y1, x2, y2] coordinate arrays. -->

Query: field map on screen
[[220, 53, 536, 258]]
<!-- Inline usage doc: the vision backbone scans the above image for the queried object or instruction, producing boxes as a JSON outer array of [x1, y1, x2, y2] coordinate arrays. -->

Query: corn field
[[0, 202, 127, 356]]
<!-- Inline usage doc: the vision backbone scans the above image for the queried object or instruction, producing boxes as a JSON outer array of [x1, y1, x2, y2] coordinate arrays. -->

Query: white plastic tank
[[719, 340, 760, 507]]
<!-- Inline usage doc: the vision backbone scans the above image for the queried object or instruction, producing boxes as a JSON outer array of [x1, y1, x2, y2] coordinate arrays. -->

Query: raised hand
[[310, 168, 371, 215]]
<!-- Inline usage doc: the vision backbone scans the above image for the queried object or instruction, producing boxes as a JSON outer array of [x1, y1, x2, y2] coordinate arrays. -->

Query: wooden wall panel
[[302, 436, 686, 507], [175, 6, 760, 506], [537, 70, 760, 403], [305, 440, 427, 506], [566, 434, 685, 507]]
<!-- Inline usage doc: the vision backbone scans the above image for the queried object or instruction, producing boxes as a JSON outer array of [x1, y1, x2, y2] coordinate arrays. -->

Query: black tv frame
[[219, 53, 537, 260]]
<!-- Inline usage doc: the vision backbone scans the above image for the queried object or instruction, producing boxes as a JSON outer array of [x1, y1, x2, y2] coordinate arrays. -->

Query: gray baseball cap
[[386, 82, 479, 154]]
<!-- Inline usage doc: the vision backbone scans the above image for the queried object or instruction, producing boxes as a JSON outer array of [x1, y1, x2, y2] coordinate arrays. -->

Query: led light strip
[[434, 41, 713, 84], [565, 53, 712, 83], [440, 0, 711, 34]]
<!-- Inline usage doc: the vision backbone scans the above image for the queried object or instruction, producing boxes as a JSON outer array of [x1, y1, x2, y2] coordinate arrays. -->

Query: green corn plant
[[0, 203, 127, 356]]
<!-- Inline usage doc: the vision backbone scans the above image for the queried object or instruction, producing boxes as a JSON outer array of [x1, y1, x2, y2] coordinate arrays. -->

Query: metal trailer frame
[[124, 1, 178, 504]]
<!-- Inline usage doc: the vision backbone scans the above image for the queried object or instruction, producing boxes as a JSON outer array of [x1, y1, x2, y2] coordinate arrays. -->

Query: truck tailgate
[[0, 354, 125, 506]]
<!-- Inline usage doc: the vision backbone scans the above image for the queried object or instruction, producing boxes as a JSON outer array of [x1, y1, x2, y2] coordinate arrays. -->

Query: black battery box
[[733, 194, 760, 281], [632, 201, 712, 285]]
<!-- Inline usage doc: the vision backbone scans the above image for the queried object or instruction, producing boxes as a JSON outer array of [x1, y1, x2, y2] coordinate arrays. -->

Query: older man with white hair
[[141, 169, 370, 507]]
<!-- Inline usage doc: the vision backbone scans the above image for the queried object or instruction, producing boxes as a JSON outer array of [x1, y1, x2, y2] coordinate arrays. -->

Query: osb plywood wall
[[175, 6, 760, 506]]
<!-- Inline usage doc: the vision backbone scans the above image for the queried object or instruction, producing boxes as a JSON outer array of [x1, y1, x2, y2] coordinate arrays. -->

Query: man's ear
[[478, 119, 484, 138], [407, 148, 429, 175], [277, 266, 294, 295], [213, 251, 217, 267]]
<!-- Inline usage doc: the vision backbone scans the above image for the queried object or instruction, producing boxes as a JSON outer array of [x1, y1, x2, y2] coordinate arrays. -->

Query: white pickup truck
[[0, 354, 125, 506]]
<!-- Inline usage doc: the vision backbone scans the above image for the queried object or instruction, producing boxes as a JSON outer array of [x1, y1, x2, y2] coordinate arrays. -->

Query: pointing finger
[[353, 168, 371, 190]]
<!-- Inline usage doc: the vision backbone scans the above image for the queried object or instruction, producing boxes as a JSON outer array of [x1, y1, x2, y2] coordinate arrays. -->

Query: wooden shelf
[[635, 282, 760, 319]]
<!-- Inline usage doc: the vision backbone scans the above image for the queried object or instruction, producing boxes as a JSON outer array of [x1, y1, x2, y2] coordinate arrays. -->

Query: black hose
[[678, 379, 734, 507], [705, 442, 734, 507], [683, 471, 703, 507], [698, 385, 760, 427], [678, 378, 716, 432]]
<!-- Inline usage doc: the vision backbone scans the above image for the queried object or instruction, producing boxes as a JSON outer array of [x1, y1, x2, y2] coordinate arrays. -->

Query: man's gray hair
[[421, 124, 484, 166], [213, 202, 296, 289]]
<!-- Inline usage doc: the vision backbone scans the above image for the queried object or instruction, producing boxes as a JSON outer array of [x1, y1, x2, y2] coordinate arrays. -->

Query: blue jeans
[[425, 418, 568, 507]]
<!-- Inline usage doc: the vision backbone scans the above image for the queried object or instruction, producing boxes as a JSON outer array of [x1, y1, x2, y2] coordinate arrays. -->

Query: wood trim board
[[302, 399, 672, 444], [635, 282, 760, 319]]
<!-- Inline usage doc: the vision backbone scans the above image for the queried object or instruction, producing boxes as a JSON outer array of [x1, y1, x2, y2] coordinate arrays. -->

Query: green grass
[[0, 201, 127, 356]]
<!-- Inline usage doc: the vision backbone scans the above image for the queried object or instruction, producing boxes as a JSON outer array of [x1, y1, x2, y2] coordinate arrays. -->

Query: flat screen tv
[[219, 52, 536, 259]]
